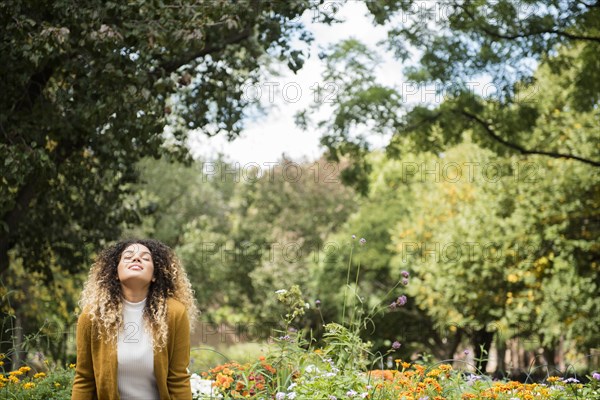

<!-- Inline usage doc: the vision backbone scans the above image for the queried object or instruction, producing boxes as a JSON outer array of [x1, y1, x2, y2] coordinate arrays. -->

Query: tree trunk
[[472, 328, 495, 373], [495, 339, 507, 376], [543, 346, 557, 373]]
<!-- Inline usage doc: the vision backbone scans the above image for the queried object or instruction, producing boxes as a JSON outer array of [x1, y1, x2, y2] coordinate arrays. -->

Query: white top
[[117, 297, 160, 400]]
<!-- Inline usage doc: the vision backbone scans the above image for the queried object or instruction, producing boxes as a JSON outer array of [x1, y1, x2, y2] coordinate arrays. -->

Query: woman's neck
[[121, 285, 149, 303]]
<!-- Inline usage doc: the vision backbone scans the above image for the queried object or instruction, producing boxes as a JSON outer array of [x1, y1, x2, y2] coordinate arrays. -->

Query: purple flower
[[315, 299, 321, 307], [401, 270, 410, 278], [346, 390, 357, 397], [389, 301, 397, 309], [401, 278, 409, 286], [562, 377, 580, 383], [464, 349, 470, 355], [359, 238, 366, 245], [392, 341, 402, 350], [593, 372, 600, 380], [466, 374, 481, 386], [396, 295, 407, 306]]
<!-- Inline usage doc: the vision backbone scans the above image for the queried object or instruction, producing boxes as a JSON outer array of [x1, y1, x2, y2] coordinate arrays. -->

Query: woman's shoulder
[[77, 306, 94, 324], [166, 297, 187, 316]]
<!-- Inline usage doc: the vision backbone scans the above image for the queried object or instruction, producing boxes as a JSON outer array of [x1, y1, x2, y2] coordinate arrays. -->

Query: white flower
[[275, 392, 286, 400], [287, 382, 297, 390], [304, 364, 321, 374], [287, 392, 297, 399], [275, 289, 287, 294], [190, 374, 222, 399]]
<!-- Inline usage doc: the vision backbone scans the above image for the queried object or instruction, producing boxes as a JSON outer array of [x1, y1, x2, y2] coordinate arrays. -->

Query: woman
[[71, 239, 199, 400]]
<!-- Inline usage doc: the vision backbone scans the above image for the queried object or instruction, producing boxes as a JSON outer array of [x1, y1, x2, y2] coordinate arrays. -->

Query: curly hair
[[78, 238, 199, 350]]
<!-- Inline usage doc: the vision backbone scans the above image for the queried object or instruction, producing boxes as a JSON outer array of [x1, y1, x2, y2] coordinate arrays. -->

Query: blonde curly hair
[[78, 238, 199, 350]]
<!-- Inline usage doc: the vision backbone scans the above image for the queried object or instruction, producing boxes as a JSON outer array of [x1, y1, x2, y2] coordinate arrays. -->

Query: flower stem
[[341, 244, 353, 326]]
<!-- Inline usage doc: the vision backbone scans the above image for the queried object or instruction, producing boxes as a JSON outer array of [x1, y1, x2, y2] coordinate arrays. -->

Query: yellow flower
[[34, 372, 46, 379], [9, 375, 20, 384], [0, 353, 5, 360], [0, 361, 4, 366], [23, 382, 35, 389], [69, 363, 76, 369], [9, 370, 23, 376], [54, 382, 61, 388], [547, 376, 561, 383], [19, 366, 31, 373]]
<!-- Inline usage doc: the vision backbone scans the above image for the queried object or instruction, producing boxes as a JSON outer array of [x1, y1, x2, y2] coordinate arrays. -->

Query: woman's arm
[[71, 312, 98, 400], [167, 306, 192, 399]]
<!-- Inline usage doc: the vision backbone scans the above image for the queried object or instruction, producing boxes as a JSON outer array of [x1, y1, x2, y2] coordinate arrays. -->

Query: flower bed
[[190, 355, 600, 399], [1, 353, 599, 399]]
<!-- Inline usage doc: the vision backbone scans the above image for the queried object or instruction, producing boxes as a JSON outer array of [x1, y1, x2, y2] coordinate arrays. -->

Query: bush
[[0, 363, 74, 400]]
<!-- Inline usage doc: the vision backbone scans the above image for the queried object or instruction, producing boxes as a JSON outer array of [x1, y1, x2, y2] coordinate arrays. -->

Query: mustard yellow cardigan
[[71, 297, 192, 400]]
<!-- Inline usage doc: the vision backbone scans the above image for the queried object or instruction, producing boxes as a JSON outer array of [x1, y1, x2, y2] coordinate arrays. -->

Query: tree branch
[[11, 64, 55, 115], [456, 3, 600, 43], [158, 26, 254, 75], [458, 110, 600, 167]]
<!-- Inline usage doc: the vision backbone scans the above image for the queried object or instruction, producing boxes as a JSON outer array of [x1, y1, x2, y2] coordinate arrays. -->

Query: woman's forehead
[[122, 243, 151, 255]]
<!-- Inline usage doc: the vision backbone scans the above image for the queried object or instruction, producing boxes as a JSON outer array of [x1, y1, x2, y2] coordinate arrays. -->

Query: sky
[[188, 1, 403, 165]]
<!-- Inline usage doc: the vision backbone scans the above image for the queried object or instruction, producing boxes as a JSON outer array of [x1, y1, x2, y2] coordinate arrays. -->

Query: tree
[[381, 139, 600, 372], [174, 156, 359, 328], [298, 1, 599, 194], [0, 0, 329, 279]]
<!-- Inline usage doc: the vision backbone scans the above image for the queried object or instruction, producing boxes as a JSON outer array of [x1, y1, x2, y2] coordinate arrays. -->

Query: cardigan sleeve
[[71, 311, 98, 400], [167, 305, 192, 400]]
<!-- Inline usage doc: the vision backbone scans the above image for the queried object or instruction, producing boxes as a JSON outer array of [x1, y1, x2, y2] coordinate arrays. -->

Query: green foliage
[[299, 2, 600, 194], [0, 366, 74, 400], [0, 0, 325, 278], [368, 0, 600, 109], [0, 260, 82, 371], [166, 156, 357, 327]]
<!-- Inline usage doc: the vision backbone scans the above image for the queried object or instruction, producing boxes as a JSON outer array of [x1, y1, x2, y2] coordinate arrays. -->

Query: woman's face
[[117, 243, 155, 287]]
